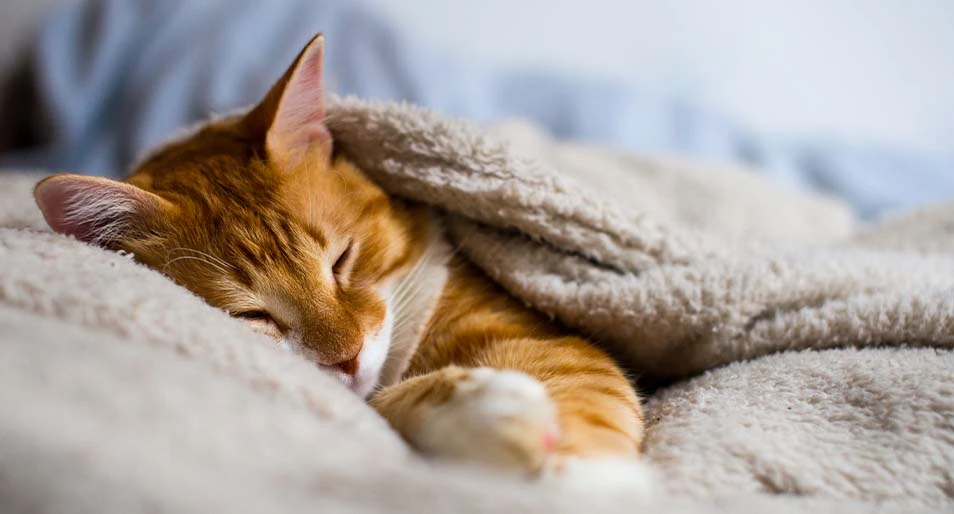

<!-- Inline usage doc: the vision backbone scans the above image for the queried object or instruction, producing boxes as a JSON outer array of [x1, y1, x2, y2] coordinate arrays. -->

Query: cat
[[33, 34, 644, 475]]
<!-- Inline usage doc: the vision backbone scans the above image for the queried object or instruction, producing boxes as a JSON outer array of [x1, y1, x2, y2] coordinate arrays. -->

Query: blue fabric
[[1, 0, 952, 219]]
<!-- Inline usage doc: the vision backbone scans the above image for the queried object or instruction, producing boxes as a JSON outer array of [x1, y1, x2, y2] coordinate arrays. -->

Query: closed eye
[[234, 310, 273, 322], [332, 239, 356, 285]]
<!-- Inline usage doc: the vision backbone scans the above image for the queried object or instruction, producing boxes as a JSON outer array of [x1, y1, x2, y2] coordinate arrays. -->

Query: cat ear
[[34, 174, 168, 246], [246, 33, 332, 168]]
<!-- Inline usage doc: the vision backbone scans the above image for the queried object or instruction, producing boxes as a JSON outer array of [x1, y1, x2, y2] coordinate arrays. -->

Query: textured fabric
[[328, 99, 954, 379], [1, 97, 953, 512]]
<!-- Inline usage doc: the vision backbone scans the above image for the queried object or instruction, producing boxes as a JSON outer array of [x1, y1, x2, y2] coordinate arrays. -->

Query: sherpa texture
[[0, 97, 952, 513]]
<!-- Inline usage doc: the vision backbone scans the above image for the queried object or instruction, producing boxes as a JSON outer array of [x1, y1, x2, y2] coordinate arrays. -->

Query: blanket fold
[[328, 97, 954, 380]]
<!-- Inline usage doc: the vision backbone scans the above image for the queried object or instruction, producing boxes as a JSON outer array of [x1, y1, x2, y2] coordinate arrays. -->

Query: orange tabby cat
[[33, 34, 643, 474]]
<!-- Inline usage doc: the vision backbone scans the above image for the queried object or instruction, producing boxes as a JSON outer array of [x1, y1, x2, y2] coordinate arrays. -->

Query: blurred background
[[0, 0, 951, 219]]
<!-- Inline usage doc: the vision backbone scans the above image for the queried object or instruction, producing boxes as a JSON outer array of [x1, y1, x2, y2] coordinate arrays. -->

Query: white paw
[[413, 368, 560, 472], [541, 456, 657, 502]]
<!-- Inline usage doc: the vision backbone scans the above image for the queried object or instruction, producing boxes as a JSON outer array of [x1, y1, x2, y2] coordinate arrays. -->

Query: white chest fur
[[377, 225, 452, 388]]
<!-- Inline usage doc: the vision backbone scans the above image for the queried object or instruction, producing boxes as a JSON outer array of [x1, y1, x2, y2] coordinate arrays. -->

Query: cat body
[[34, 34, 644, 475]]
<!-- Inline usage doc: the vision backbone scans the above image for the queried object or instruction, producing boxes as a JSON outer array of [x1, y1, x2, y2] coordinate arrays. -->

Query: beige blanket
[[1, 97, 952, 513]]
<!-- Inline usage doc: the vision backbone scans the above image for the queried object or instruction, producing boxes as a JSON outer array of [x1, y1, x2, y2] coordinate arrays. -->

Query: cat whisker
[[163, 255, 232, 276], [387, 243, 446, 347], [390, 270, 422, 311], [391, 230, 465, 315], [390, 245, 435, 306], [390, 271, 427, 319], [168, 247, 236, 271], [394, 280, 423, 311]]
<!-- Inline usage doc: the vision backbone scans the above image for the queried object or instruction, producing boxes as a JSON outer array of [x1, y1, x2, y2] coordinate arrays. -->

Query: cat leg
[[470, 337, 655, 496], [370, 336, 642, 472], [369, 365, 561, 473], [471, 336, 644, 461]]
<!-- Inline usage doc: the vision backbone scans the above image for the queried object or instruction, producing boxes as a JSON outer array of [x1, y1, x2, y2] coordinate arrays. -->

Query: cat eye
[[234, 310, 273, 322], [332, 239, 355, 285]]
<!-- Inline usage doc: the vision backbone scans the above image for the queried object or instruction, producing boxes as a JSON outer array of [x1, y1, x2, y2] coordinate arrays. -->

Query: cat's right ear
[[34, 174, 170, 246], [245, 33, 332, 170]]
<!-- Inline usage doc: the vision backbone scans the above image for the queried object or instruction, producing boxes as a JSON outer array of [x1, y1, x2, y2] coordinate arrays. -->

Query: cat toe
[[414, 368, 560, 473]]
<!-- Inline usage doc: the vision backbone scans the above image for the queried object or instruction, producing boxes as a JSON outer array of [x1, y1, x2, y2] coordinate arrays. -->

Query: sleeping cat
[[33, 34, 644, 475]]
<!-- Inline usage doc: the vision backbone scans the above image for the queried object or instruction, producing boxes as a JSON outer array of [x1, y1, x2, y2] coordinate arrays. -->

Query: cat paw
[[539, 456, 657, 501], [413, 368, 560, 473]]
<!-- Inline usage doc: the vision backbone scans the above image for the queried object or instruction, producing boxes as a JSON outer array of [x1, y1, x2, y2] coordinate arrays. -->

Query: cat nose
[[333, 356, 360, 377]]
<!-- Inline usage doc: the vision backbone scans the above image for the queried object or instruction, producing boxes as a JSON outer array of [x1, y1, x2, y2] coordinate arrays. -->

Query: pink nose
[[334, 356, 360, 377]]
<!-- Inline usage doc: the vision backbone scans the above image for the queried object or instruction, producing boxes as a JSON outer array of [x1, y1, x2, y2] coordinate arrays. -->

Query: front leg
[[370, 366, 561, 473]]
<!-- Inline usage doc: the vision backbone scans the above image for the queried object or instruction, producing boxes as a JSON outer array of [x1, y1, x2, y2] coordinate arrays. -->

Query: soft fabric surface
[[3, 0, 954, 218], [1, 97, 953, 513]]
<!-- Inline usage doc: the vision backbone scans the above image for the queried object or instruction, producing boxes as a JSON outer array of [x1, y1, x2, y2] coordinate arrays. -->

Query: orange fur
[[34, 34, 643, 473], [376, 259, 644, 462]]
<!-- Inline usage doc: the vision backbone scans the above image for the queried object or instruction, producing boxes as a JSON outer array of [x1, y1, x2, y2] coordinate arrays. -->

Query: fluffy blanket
[[1, 98, 952, 513]]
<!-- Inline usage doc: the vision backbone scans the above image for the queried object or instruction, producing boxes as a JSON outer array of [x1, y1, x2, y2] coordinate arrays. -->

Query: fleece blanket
[[1, 98, 953, 514]]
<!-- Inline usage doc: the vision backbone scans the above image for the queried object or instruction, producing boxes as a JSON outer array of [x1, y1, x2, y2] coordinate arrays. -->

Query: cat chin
[[319, 363, 380, 399], [271, 288, 403, 399], [278, 334, 387, 399], [351, 305, 393, 398]]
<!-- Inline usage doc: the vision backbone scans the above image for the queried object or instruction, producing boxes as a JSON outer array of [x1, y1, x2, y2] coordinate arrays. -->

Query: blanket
[[1, 98, 952, 513]]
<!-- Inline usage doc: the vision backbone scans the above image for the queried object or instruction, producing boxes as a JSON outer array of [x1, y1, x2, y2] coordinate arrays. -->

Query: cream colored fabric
[[0, 97, 952, 513]]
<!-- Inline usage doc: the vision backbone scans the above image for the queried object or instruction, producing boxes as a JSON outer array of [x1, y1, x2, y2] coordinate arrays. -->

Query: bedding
[[1, 96, 952, 513]]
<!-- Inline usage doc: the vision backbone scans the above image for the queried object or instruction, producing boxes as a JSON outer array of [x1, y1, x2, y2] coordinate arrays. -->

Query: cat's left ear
[[34, 174, 170, 247], [246, 33, 332, 169]]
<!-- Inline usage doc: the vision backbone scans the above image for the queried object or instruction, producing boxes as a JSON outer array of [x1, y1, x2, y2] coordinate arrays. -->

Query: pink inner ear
[[267, 37, 333, 162], [34, 175, 153, 245]]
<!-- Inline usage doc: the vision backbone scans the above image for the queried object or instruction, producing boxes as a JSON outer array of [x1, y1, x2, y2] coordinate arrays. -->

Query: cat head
[[33, 34, 433, 397]]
